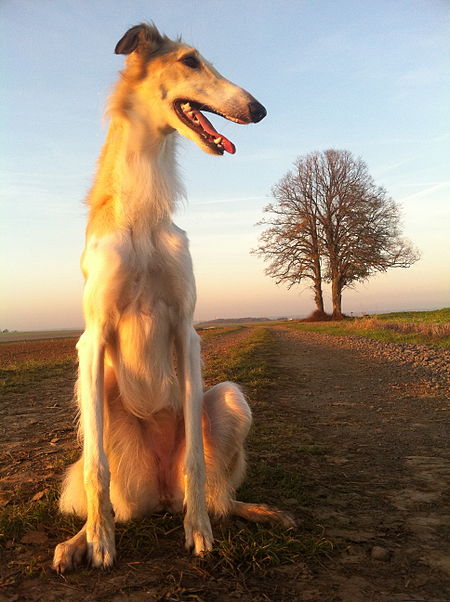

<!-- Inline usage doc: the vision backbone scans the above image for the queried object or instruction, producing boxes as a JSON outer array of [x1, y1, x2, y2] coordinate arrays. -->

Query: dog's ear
[[115, 23, 164, 55]]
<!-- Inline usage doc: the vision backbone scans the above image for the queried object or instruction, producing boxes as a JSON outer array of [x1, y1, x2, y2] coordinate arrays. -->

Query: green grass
[[204, 523, 332, 573], [0, 359, 76, 395], [376, 307, 450, 323], [196, 325, 244, 339], [285, 308, 450, 348], [203, 326, 275, 394], [0, 484, 83, 571], [202, 327, 333, 567]]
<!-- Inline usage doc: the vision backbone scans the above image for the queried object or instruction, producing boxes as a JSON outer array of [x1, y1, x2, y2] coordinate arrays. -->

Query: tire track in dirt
[[269, 326, 450, 601]]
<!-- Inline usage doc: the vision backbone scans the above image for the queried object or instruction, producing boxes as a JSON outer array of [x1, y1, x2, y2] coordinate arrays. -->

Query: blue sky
[[1, 0, 449, 330]]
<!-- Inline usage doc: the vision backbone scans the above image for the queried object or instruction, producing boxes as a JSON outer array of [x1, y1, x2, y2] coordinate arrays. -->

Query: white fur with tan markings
[[53, 23, 292, 573]]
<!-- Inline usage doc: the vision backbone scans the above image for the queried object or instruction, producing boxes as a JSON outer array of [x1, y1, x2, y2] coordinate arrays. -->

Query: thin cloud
[[399, 181, 450, 203], [373, 158, 413, 177]]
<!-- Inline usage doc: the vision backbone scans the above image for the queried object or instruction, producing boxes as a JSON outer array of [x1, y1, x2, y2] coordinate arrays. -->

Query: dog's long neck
[[87, 113, 184, 233]]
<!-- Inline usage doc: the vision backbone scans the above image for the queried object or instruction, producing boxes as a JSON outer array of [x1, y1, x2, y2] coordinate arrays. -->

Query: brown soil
[[1, 327, 449, 601], [270, 326, 450, 601]]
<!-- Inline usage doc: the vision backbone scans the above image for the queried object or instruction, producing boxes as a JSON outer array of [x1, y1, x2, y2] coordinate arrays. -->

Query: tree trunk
[[331, 276, 344, 319], [312, 250, 325, 313], [313, 277, 325, 314]]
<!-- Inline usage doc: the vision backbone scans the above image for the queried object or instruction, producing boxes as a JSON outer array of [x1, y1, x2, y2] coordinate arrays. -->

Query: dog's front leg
[[80, 330, 115, 568], [53, 329, 115, 572], [177, 325, 213, 555]]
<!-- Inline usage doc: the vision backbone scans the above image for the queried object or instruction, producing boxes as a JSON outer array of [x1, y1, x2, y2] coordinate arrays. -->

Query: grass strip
[[200, 327, 334, 571], [285, 317, 450, 348]]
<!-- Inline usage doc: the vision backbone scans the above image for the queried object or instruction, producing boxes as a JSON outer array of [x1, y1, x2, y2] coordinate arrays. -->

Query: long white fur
[[53, 23, 292, 573]]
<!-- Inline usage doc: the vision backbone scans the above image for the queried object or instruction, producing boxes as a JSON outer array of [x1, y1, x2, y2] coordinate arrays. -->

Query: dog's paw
[[86, 521, 116, 569], [87, 538, 116, 569], [53, 529, 88, 573], [184, 511, 213, 555]]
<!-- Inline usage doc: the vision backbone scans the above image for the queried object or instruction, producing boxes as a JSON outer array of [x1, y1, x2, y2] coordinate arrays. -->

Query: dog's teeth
[[214, 137, 222, 144]]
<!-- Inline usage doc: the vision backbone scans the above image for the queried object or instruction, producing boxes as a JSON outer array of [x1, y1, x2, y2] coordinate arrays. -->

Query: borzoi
[[53, 23, 293, 573]]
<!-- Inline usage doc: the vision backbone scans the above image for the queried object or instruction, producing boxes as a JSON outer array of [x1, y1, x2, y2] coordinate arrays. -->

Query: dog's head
[[114, 23, 266, 155]]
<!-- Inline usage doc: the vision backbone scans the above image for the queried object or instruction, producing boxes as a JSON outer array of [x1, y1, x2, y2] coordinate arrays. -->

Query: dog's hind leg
[[202, 381, 295, 529], [202, 381, 252, 517], [58, 457, 87, 518]]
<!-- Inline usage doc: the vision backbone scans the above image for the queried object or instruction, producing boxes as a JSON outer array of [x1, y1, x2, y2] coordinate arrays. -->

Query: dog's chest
[[127, 223, 196, 317]]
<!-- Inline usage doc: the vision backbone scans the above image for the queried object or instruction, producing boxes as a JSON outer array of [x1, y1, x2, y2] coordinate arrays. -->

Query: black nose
[[249, 101, 267, 123]]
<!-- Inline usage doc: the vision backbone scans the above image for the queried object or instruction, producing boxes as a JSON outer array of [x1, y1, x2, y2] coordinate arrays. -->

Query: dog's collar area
[[174, 100, 237, 154]]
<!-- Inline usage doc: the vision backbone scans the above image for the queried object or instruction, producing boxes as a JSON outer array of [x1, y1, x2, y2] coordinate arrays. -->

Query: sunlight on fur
[[53, 23, 293, 573]]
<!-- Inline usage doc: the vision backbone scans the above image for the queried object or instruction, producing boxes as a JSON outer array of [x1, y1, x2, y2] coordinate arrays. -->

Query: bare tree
[[254, 150, 419, 318], [254, 170, 326, 316]]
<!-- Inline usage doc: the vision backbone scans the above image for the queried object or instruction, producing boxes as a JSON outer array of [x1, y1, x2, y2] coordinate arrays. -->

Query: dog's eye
[[181, 55, 200, 69]]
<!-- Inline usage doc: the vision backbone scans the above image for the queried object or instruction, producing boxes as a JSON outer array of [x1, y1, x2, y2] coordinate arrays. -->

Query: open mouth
[[174, 100, 245, 155]]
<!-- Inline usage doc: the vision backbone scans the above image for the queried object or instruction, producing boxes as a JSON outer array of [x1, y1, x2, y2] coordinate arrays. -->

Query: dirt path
[[269, 326, 450, 601], [1, 327, 449, 600]]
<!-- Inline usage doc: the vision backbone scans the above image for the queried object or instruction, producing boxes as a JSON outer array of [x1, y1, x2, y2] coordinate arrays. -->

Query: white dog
[[53, 23, 293, 573]]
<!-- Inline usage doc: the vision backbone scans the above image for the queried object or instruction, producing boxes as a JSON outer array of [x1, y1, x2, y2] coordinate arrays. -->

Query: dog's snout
[[249, 101, 267, 123]]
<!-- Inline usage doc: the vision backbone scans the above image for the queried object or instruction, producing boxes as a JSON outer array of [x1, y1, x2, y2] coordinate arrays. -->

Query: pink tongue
[[193, 110, 236, 154]]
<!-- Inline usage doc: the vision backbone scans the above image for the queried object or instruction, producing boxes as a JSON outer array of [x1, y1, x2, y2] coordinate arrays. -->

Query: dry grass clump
[[353, 316, 450, 337], [302, 310, 333, 322], [287, 309, 450, 347], [385, 321, 450, 337]]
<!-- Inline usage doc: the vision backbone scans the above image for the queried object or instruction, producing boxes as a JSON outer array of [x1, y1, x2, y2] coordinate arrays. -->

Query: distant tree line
[[253, 149, 419, 319]]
